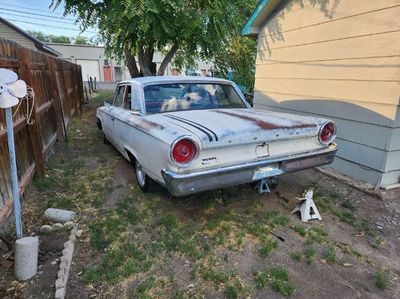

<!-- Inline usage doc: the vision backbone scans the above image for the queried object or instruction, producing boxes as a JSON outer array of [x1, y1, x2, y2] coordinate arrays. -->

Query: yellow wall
[[254, 0, 400, 120], [254, 0, 400, 186]]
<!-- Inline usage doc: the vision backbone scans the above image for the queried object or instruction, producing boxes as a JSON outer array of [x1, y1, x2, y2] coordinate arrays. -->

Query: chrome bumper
[[161, 143, 338, 197]]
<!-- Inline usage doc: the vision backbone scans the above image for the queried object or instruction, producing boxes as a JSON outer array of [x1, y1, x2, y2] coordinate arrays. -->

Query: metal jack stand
[[291, 190, 322, 222], [255, 178, 271, 194]]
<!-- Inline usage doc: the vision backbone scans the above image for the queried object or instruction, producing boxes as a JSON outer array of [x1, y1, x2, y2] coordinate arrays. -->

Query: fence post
[[47, 57, 66, 142], [18, 48, 45, 176]]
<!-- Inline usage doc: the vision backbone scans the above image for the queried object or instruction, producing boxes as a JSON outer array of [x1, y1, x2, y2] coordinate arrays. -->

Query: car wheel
[[134, 160, 155, 192], [103, 133, 111, 145]]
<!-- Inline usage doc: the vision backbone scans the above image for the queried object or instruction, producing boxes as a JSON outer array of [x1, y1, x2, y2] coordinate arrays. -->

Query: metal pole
[[5, 107, 23, 239]]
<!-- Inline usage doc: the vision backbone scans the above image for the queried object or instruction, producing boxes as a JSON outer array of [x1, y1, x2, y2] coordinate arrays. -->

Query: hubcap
[[135, 162, 146, 187]]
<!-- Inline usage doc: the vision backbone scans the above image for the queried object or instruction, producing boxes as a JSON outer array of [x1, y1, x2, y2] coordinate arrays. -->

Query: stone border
[[55, 226, 78, 299]]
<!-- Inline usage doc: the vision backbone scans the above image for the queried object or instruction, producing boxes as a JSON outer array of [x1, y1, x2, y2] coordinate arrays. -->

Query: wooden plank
[[0, 162, 35, 225], [262, 6, 400, 51], [59, 61, 72, 123], [47, 57, 65, 141], [255, 78, 399, 105], [256, 31, 400, 64], [0, 59, 19, 68], [255, 56, 400, 82], [18, 47, 45, 176], [0, 118, 27, 143], [37, 101, 53, 117], [261, 0, 400, 38], [42, 133, 57, 157]]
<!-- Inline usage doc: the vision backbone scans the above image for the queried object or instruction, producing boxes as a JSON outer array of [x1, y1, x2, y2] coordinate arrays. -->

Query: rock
[[187, 284, 195, 288], [39, 225, 52, 233], [75, 230, 83, 238], [52, 223, 64, 231], [375, 222, 384, 227], [342, 263, 353, 267], [64, 221, 74, 229], [44, 208, 76, 223]]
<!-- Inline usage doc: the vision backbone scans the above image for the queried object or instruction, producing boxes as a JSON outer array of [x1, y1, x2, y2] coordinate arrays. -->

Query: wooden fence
[[0, 39, 83, 228]]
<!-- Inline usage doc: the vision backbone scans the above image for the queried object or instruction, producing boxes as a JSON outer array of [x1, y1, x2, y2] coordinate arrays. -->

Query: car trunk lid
[[163, 108, 321, 148]]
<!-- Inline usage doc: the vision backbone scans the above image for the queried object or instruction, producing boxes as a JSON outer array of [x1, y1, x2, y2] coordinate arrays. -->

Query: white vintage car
[[96, 76, 337, 196]]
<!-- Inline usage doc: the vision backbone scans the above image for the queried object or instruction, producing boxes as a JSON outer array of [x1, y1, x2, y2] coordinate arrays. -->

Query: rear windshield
[[143, 83, 246, 114]]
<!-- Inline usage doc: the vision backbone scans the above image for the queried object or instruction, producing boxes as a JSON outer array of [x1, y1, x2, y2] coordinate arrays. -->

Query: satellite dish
[[0, 68, 27, 108]]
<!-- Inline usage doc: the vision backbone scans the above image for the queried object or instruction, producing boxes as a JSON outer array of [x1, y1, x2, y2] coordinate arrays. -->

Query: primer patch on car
[[214, 110, 316, 130]]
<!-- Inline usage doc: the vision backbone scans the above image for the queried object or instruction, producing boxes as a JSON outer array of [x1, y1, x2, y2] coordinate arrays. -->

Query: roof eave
[[241, 0, 283, 36]]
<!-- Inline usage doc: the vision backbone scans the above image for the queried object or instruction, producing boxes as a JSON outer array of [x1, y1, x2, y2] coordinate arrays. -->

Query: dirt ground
[[1, 94, 399, 298]]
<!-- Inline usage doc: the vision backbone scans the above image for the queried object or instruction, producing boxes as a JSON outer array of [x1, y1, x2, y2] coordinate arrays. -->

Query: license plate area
[[252, 163, 283, 180]]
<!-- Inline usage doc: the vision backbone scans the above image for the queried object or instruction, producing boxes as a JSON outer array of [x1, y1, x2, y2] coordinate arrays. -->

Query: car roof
[[118, 76, 233, 86]]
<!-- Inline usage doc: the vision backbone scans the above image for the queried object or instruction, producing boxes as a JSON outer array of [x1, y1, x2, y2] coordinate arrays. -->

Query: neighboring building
[[48, 43, 214, 82], [242, 0, 400, 188], [0, 17, 60, 56]]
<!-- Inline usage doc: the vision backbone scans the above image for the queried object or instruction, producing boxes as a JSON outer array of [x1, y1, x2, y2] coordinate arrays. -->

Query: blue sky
[[0, 0, 99, 40]]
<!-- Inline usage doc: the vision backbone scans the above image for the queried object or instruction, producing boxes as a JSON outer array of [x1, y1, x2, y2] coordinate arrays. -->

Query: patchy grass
[[371, 236, 384, 249], [92, 90, 114, 102], [291, 225, 306, 237], [374, 271, 389, 290], [260, 238, 278, 256], [323, 245, 337, 263], [304, 247, 317, 264], [254, 267, 295, 297], [291, 250, 303, 262]]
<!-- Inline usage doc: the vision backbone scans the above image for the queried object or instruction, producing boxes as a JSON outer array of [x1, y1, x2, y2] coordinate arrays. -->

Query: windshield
[[143, 83, 246, 114]]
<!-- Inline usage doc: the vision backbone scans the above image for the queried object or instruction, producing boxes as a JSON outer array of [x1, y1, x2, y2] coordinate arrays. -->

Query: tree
[[212, 35, 257, 91], [52, 0, 256, 77], [74, 36, 90, 45], [49, 35, 71, 44], [27, 31, 71, 44], [27, 31, 51, 42]]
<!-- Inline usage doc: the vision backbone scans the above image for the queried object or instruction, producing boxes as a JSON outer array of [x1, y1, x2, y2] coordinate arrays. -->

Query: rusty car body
[[96, 76, 337, 196]]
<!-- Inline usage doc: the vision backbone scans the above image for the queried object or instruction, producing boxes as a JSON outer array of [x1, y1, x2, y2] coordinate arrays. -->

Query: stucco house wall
[[244, 0, 400, 187]]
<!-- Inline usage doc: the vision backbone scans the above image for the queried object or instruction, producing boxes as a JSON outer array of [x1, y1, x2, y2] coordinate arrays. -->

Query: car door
[[102, 84, 125, 146], [115, 84, 142, 151]]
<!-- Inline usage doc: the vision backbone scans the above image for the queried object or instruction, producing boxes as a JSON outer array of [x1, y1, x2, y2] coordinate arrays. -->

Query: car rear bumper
[[161, 143, 338, 196]]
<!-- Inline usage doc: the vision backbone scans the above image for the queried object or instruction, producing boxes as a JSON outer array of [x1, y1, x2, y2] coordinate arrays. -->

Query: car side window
[[114, 85, 125, 107], [131, 86, 142, 111], [123, 85, 132, 110]]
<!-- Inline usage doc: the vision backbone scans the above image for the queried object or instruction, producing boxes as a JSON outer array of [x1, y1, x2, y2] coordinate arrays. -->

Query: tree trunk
[[124, 46, 140, 78], [138, 46, 155, 76], [157, 44, 179, 76]]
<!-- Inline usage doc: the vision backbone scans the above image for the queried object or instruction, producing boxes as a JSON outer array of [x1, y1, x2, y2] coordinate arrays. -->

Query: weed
[[323, 246, 336, 263], [224, 284, 239, 299], [136, 277, 156, 294], [271, 279, 295, 297], [259, 239, 278, 256], [341, 201, 355, 211], [304, 247, 316, 264], [292, 225, 306, 237], [269, 267, 295, 297], [291, 251, 303, 262], [306, 226, 328, 244], [371, 236, 384, 249], [254, 270, 268, 288], [200, 266, 230, 284], [374, 271, 389, 290]]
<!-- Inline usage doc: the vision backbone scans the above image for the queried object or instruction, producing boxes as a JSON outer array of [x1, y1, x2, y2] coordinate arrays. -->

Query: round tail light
[[171, 138, 199, 166], [319, 121, 336, 145]]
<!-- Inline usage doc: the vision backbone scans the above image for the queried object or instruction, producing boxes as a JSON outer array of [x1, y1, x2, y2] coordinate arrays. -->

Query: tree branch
[[157, 44, 179, 76]]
